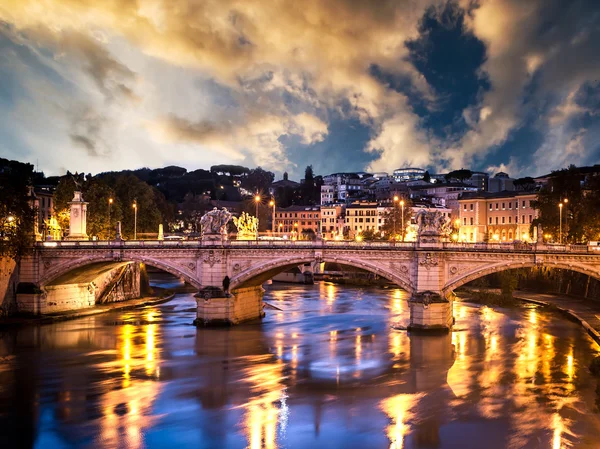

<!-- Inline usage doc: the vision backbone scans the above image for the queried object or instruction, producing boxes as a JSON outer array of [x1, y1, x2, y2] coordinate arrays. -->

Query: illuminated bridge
[[19, 239, 600, 331]]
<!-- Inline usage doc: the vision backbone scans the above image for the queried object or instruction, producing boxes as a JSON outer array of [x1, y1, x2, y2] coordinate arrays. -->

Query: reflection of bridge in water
[[2, 294, 592, 449], [20, 240, 600, 330]]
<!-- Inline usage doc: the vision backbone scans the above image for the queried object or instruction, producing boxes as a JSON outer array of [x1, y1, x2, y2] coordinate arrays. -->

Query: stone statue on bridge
[[200, 208, 232, 241], [232, 212, 258, 240], [416, 209, 451, 243]]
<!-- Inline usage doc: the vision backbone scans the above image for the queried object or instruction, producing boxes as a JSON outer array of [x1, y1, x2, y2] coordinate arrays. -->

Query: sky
[[0, 0, 599, 180]]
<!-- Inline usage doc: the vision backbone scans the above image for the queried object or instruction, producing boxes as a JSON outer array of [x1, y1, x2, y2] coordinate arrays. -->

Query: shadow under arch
[[39, 256, 201, 289], [443, 261, 600, 294], [230, 255, 414, 293]]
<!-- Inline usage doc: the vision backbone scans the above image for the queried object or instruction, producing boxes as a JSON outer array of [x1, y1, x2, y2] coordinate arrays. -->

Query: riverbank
[[0, 290, 175, 328], [512, 291, 600, 347]]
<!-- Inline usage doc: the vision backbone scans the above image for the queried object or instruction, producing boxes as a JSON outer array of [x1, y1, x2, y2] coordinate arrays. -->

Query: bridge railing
[[33, 240, 600, 254]]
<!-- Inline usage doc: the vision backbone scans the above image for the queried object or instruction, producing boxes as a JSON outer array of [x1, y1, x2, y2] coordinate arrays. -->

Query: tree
[[514, 177, 536, 192], [379, 198, 413, 240], [0, 158, 36, 256], [532, 166, 599, 243], [242, 167, 274, 195], [445, 169, 473, 183]]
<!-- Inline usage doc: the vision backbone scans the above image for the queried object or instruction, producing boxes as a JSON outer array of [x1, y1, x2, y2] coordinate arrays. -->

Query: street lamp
[[269, 199, 275, 233], [563, 198, 569, 242], [393, 196, 399, 241], [133, 201, 137, 240], [254, 194, 261, 217], [108, 197, 113, 240], [400, 200, 405, 242], [558, 202, 564, 244]]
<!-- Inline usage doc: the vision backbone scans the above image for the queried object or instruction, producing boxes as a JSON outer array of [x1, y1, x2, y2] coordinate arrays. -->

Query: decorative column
[[66, 191, 88, 240]]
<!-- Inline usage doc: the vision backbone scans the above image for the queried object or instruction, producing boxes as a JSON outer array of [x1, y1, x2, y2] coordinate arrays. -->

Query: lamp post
[[108, 198, 113, 240], [400, 200, 405, 242], [269, 199, 275, 233], [393, 195, 399, 241], [563, 198, 568, 242], [254, 194, 261, 239], [133, 201, 137, 240], [559, 202, 563, 244]]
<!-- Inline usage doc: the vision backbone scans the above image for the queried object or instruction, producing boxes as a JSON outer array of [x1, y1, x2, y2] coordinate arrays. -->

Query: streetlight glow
[[133, 201, 138, 240], [108, 197, 113, 240]]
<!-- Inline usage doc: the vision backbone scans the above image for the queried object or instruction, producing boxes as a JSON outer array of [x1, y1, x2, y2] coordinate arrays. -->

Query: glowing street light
[[269, 199, 275, 233], [108, 197, 113, 240], [133, 201, 137, 240], [400, 199, 405, 242], [559, 202, 563, 244], [254, 194, 261, 220], [7, 215, 14, 223], [393, 195, 399, 241]]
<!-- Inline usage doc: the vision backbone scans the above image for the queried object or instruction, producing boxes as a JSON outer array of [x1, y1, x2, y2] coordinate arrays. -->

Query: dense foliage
[[532, 165, 600, 242], [0, 158, 36, 256]]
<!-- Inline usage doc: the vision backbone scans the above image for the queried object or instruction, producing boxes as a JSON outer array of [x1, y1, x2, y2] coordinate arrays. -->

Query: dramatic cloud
[[0, 0, 598, 178]]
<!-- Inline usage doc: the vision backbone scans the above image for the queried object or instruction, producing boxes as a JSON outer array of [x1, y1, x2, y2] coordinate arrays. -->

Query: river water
[[1, 274, 600, 449]]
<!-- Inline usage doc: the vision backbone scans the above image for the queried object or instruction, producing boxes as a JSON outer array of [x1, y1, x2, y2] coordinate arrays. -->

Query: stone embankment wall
[[0, 257, 18, 317]]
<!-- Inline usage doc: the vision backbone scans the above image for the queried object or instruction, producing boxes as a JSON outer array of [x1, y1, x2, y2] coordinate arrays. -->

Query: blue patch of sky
[[281, 116, 375, 179], [371, 5, 489, 139]]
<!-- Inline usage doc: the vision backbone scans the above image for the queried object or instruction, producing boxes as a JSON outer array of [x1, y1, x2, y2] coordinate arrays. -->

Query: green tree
[[532, 165, 597, 243], [242, 167, 274, 195], [380, 198, 413, 240], [0, 158, 36, 256], [445, 169, 473, 182]]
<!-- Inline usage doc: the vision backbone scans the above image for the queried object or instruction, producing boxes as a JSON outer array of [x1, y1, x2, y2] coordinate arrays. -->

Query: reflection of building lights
[[380, 394, 422, 449]]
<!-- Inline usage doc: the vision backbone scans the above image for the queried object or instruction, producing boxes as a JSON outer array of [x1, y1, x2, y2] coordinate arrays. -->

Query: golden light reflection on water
[[240, 355, 286, 449], [380, 394, 423, 449], [99, 309, 163, 449]]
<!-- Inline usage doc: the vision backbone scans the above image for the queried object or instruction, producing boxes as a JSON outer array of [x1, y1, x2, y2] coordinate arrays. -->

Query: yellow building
[[458, 192, 538, 242]]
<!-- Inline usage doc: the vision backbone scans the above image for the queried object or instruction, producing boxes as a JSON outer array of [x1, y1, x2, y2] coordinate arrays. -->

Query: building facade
[[320, 205, 345, 239], [273, 206, 321, 239], [458, 192, 538, 242]]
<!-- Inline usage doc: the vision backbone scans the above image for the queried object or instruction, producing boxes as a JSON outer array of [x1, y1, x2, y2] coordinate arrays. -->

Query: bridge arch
[[443, 260, 600, 295], [40, 254, 202, 289], [230, 255, 414, 293]]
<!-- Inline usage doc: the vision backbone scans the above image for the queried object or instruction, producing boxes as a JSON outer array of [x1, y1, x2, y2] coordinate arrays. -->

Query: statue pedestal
[[201, 234, 227, 244]]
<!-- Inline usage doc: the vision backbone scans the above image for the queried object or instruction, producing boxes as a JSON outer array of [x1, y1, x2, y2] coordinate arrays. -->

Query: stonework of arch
[[229, 255, 414, 293], [39, 255, 201, 289], [443, 260, 600, 295]]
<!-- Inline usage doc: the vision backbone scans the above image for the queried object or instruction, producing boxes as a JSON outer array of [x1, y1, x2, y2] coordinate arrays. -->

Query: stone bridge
[[19, 240, 600, 331]]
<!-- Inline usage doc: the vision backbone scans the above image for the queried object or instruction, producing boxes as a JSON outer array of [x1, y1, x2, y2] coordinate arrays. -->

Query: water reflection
[[1, 279, 600, 449]]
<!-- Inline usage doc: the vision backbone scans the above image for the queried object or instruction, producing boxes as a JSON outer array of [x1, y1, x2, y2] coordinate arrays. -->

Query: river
[[1, 273, 600, 449]]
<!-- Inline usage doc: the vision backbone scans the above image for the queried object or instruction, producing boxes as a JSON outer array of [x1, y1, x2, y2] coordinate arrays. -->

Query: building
[[273, 206, 321, 239], [320, 173, 364, 204], [464, 171, 489, 191], [458, 191, 538, 243], [269, 172, 300, 196], [393, 167, 426, 182], [488, 172, 515, 192], [408, 183, 478, 217], [344, 202, 380, 238], [28, 186, 55, 239], [320, 204, 345, 239]]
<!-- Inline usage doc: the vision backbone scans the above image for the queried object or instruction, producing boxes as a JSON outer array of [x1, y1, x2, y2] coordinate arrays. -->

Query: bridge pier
[[408, 291, 453, 333], [408, 249, 453, 332], [194, 285, 265, 326]]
